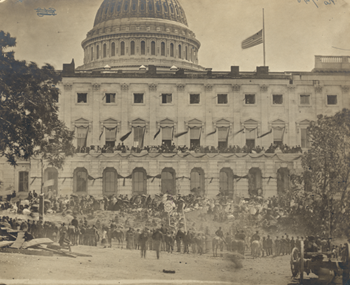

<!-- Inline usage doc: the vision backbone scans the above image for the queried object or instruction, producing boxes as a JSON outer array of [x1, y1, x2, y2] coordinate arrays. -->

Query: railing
[[315, 55, 350, 70]]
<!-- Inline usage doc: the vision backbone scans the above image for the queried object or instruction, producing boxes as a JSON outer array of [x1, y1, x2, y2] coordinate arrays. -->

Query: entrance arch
[[161, 168, 176, 195]]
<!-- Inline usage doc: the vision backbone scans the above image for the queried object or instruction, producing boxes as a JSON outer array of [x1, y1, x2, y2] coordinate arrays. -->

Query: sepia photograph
[[0, 0, 350, 284]]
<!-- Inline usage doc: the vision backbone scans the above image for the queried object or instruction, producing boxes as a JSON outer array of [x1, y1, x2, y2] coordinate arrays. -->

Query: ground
[[0, 241, 301, 285]]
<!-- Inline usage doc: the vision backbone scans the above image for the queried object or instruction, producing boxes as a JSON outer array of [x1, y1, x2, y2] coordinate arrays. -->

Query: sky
[[0, 0, 349, 72]]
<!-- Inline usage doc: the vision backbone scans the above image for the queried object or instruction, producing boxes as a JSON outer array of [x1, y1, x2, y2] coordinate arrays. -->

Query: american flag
[[241, 30, 263, 49]]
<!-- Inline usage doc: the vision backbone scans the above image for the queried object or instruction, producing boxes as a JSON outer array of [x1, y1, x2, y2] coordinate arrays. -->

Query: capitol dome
[[77, 0, 205, 71]]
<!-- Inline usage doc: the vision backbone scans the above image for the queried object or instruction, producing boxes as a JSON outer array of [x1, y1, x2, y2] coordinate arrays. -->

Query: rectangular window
[[105, 128, 116, 147], [300, 95, 310, 105], [161, 93, 172, 104], [77, 93, 87, 103], [218, 127, 228, 148], [217, 94, 228, 104], [134, 93, 144, 104], [327, 95, 337, 105], [273, 128, 284, 146], [190, 94, 200, 104], [190, 127, 201, 148], [19, 171, 29, 192], [133, 127, 144, 147], [162, 127, 172, 146], [301, 128, 310, 148], [245, 94, 255, 104], [246, 128, 256, 148], [77, 127, 88, 148], [273, 94, 283, 104], [106, 93, 116, 103]]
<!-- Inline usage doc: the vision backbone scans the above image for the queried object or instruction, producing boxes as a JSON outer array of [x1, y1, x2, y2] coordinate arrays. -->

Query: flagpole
[[263, 8, 266, 66]]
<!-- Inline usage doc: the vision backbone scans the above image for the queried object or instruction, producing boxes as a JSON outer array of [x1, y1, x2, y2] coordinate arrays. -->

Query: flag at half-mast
[[241, 30, 263, 49]]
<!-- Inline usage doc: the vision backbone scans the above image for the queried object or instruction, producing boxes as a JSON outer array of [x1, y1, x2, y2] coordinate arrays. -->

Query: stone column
[[231, 84, 242, 146], [287, 85, 296, 146], [176, 84, 186, 146], [259, 84, 269, 147], [149, 83, 158, 146], [92, 83, 101, 146], [120, 83, 130, 145], [204, 84, 213, 147]]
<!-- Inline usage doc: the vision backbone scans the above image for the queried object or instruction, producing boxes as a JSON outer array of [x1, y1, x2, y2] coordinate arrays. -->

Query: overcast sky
[[0, 0, 349, 72]]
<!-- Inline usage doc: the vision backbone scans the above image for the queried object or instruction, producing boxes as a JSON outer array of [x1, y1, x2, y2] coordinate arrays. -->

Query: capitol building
[[1, 0, 349, 200]]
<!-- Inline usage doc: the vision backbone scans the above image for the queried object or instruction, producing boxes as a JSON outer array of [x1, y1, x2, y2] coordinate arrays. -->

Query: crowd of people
[[74, 142, 303, 155]]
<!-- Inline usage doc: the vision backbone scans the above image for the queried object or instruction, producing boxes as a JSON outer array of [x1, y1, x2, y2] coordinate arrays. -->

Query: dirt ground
[[0, 240, 301, 285]]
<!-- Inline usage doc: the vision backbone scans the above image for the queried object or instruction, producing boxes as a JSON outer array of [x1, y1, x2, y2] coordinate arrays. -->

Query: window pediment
[[131, 118, 146, 127], [159, 118, 174, 128], [215, 118, 231, 128], [74, 118, 89, 127], [187, 118, 202, 128]]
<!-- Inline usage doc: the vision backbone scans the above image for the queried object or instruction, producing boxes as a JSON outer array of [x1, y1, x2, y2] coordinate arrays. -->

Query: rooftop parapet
[[314, 55, 350, 72]]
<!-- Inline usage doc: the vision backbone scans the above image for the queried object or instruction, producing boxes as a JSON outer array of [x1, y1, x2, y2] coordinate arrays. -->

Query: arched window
[[73, 168, 88, 193], [277, 168, 290, 196], [161, 168, 176, 195], [91, 47, 94, 61], [131, 41, 135, 55], [190, 168, 205, 197], [44, 167, 58, 196], [170, 43, 174, 57], [178, 45, 181, 58], [96, 45, 100, 59], [185, 46, 188, 60], [103, 168, 118, 196], [141, 41, 146, 55], [121, 41, 125, 56], [151, 41, 156, 55], [18, 171, 29, 192], [248, 168, 262, 197], [220, 168, 234, 198], [111, 42, 115, 56], [161, 42, 165, 56], [132, 168, 147, 194], [103, 43, 107, 58]]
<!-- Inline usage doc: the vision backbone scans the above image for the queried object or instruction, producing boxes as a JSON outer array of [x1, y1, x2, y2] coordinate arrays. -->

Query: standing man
[[266, 235, 273, 256], [280, 236, 286, 255], [274, 236, 280, 256], [152, 228, 164, 259], [139, 228, 149, 258], [290, 236, 295, 253], [296, 236, 301, 251], [134, 229, 140, 250], [126, 227, 134, 249], [262, 236, 267, 257], [285, 235, 290, 255]]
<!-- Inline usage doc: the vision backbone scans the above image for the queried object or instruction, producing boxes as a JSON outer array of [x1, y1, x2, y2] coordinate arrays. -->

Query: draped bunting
[[174, 130, 188, 138], [233, 128, 245, 137], [206, 129, 216, 137], [153, 129, 161, 140], [258, 129, 272, 138], [146, 174, 161, 182], [120, 131, 132, 142], [262, 176, 276, 184]]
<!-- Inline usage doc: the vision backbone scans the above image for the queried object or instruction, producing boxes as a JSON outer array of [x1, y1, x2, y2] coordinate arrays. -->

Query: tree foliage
[[0, 31, 74, 168], [291, 109, 350, 236]]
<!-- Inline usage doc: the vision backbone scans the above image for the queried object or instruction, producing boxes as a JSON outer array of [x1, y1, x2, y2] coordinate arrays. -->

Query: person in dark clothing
[[215, 227, 224, 239], [139, 229, 149, 258], [71, 216, 79, 228], [152, 229, 164, 259]]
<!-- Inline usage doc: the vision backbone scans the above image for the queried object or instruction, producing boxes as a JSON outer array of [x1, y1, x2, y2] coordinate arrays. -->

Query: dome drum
[[78, 0, 204, 71]]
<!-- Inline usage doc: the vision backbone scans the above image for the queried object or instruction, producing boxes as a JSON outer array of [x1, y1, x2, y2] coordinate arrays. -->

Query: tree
[[0, 31, 74, 168], [291, 109, 350, 237]]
